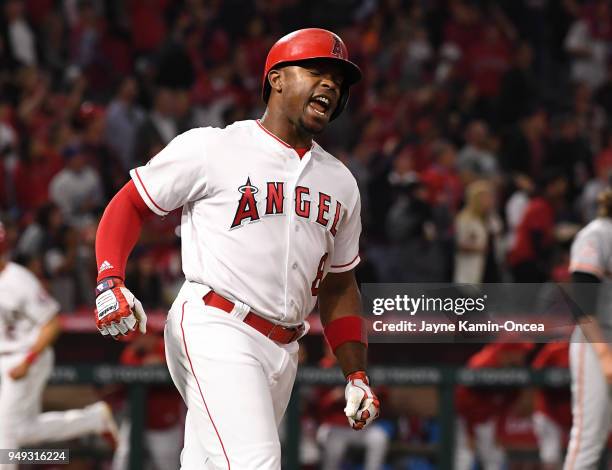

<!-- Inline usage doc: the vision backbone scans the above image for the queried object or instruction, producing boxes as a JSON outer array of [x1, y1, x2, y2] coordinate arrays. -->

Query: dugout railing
[[47, 365, 572, 469]]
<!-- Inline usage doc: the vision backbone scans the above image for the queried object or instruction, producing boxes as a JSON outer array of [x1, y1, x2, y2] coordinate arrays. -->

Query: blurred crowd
[[0, 1, 610, 468], [0, 0, 611, 312]]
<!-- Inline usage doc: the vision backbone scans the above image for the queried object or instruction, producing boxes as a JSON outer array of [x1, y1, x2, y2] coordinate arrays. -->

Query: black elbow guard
[[570, 271, 601, 318]]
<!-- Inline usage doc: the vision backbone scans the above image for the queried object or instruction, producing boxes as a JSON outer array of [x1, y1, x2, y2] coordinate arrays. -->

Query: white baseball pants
[[564, 329, 612, 470], [317, 422, 389, 470], [0, 348, 109, 470], [112, 418, 182, 470], [454, 417, 506, 470], [164, 282, 299, 470], [533, 412, 564, 466]]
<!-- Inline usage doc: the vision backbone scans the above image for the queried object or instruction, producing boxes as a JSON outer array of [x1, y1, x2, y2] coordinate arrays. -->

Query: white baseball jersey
[[569, 217, 612, 335], [130, 119, 361, 325], [0, 262, 59, 354]]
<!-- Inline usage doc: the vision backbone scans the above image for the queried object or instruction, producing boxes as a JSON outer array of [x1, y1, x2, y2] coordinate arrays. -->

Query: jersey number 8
[[311, 253, 329, 296]]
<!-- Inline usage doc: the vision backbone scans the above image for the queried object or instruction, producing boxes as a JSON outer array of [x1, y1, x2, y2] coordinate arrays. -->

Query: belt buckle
[[267, 324, 302, 343], [286, 328, 299, 343], [286, 324, 304, 343]]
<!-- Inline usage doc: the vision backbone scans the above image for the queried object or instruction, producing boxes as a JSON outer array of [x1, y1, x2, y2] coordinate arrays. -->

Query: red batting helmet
[[262, 28, 362, 121]]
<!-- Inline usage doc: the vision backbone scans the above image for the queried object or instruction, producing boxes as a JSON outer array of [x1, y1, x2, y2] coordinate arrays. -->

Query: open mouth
[[308, 95, 331, 117]]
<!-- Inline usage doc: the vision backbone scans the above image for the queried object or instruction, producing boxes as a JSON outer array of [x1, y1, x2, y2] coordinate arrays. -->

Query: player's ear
[[268, 69, 282, 95]]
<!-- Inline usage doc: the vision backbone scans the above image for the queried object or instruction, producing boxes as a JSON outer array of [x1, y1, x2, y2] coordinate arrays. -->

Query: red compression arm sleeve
[[95, 180, 153, 282], [323, 316, 368, 353]]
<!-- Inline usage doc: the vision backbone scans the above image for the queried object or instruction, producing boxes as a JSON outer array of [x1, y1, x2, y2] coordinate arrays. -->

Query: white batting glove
[[344, 371, 380, 430], [95, 278, 147, 338]]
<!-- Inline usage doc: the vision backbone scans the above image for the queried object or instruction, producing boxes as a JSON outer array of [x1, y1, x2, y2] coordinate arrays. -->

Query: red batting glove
[[95, 278, 147, 339], [344, 371, 380, 430]]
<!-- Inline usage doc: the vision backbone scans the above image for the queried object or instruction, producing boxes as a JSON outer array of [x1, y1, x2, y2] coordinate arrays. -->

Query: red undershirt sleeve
[[95, 180, 154, 282]]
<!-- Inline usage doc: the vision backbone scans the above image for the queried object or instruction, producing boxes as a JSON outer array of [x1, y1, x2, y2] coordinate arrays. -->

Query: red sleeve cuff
[[323, 315, 368, 353]]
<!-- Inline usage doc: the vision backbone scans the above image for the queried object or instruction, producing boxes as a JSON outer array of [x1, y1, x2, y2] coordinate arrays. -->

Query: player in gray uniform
[[564, 189, 612, 469]]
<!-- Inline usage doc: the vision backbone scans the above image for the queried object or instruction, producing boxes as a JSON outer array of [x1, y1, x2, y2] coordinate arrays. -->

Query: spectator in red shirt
[[420, 140, 463, 214], [238, 18, 268, 79], [532, 342, 571, 470], [127, 0, 169, 54], [466, 25, 511, 99], [13, 135, 63, 213], [508, 170, 568, 282], [443, 2, 484, 59], [455, 342, 534, 470]]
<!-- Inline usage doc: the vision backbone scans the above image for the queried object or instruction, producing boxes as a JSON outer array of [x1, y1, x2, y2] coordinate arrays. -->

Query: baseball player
[[454, 342, 534, 470], [0, 221, 118, 470], [94, 28, 380, 469], [532, 342, 571, 470], [564, 188, 612, 469]]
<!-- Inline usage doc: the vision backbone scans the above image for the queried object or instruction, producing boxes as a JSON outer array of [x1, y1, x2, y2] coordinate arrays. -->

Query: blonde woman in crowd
[[453, 180, 503, 284]]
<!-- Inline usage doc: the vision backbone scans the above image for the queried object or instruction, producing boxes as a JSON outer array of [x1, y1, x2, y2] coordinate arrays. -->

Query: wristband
[[346, 370, 369, 384], [323, 316, 367, 353], [25, 351, 39, 365], [95, 277, 123, 296]]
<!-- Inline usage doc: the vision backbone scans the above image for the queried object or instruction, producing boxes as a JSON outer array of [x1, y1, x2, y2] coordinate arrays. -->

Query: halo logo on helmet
[[331, 37, 344, 58], [262, 28, 362, 121]]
